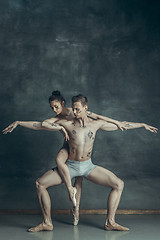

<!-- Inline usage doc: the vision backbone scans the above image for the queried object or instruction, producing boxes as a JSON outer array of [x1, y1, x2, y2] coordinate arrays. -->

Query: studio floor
[[0, 214, 159, 240]]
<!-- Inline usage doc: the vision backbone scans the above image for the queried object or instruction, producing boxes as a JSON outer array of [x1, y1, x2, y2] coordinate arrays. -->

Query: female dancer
[[3, 91, 126, 225]]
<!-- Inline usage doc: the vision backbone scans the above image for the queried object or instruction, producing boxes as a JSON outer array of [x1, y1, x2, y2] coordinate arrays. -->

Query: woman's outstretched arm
[[87, 111, 127, 131]]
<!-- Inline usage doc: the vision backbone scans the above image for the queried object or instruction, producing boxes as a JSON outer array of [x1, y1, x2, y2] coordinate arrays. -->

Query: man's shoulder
[[90, 119, 112, 130], [87, 118, 104, 129], [88, 118, 103, 124]]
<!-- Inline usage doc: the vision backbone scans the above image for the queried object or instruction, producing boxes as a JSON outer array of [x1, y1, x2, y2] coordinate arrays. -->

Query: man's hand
[[60, 127, 70, 141], [2, 121, 19, 134], [143, 124, 158, 133]]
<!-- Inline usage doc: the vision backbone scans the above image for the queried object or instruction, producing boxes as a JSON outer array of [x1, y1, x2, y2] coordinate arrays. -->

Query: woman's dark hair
[[49, 90, 66, 105], [72, 94, 88, 106]]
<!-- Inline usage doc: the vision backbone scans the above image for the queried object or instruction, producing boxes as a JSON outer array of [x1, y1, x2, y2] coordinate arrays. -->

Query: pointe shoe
[[104, 223, 129, 231], [71, 187, 77, 207], [28, 222, 53, 232], [72, 208, 79, 226]]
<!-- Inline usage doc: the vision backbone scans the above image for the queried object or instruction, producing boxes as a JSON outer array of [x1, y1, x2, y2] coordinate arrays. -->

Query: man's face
[[72, 101, 87, 119], [50, 100, 64, 115]]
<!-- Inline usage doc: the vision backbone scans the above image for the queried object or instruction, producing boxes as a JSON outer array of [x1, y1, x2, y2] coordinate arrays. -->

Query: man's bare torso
[[55, 117, 102, 161]]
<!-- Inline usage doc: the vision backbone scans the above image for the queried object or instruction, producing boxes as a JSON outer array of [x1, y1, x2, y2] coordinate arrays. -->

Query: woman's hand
[[60, 127, 70, 141], [116, 122, 128, 131], [2, 121, 19, 134]]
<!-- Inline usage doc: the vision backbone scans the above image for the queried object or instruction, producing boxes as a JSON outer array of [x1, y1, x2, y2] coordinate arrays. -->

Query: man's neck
[[78, 114, 89, 127]]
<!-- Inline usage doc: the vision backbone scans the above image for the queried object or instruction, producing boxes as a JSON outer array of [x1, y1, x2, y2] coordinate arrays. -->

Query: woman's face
[[50, 100, 64, 115]]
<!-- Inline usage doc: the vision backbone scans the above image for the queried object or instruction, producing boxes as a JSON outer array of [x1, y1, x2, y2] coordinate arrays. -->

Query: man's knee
[[115, 179, 124, 191], [35, 179, 45, 190]]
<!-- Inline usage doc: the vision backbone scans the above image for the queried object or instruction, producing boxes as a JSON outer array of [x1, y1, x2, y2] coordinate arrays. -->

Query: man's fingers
[[149, 128, 157, 133], [2, 128, 8, 132], [151, 127, 157, 133], [150, 126, 158, 131], [3, 130, 10, 134], [3, 126, 12, 132], [3, 123, 17, 134], [3, 126, 15, 134], [2, 128, 9, 133]]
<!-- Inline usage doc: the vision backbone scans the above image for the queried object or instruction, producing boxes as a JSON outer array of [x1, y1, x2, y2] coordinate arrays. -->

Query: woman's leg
[[28, 169, 63, 232], [72, 176, 83, 225], [56, 147, 77, 206]]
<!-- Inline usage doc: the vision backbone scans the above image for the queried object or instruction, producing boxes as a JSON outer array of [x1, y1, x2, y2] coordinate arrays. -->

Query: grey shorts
[[53, 158, 97, 179], [66, 158, 97, 179]]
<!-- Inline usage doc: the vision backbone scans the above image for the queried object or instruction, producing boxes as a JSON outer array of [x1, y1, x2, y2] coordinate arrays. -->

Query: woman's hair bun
[[52, 90, 61, 96], [49, 90, 65, 104]]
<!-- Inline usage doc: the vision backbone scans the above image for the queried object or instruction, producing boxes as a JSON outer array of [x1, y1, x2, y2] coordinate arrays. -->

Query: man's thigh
[[38, 169, 63, 188], [87, 166, 121, 188]]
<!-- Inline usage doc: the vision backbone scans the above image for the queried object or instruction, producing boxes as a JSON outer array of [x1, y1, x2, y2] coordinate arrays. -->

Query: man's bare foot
[[104, 222, 129, 231], [72, 207, 79, 226], [69, 187, 77, 207], [28, 222, 53, 232]]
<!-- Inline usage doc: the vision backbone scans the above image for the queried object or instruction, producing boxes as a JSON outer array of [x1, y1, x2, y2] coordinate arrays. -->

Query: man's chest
[[67, 124, 96, 143]]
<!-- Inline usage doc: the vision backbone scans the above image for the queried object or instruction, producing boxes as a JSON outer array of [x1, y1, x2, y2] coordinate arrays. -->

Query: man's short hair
[[72, 94, 88, 106]]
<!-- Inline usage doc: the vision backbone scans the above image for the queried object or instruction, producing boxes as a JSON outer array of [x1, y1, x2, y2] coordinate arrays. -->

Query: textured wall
[[0, 0, 160, 210]]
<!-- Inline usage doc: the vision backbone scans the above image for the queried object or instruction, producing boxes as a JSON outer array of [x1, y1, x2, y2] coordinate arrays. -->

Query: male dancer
[[24, 94, 157, 232]]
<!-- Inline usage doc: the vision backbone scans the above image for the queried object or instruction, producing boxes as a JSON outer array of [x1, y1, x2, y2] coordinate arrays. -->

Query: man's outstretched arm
[[3, 116, 61, 133], [2, 121, 47, 134], [41, 119, 69, 140], [3, 120, 69, 140], [99, 120, 158, 133], [121, 121, 158, 133]]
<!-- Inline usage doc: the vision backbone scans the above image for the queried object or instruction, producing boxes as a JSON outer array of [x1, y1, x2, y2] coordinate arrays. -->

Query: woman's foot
[[72, 207, 79, 226], [28, 222, 53, 232]]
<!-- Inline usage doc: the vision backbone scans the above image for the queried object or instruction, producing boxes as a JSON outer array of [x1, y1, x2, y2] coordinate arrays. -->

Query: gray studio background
[[1, 0, 160, 210]]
